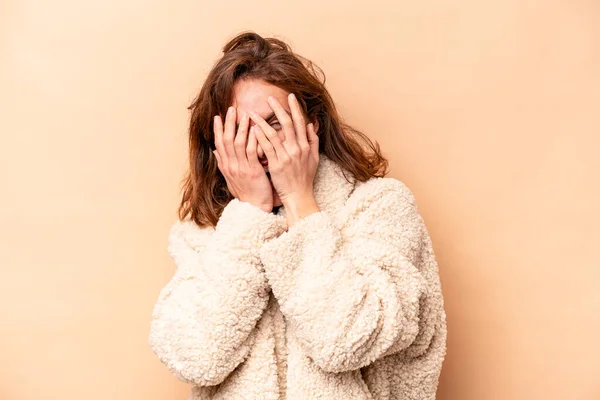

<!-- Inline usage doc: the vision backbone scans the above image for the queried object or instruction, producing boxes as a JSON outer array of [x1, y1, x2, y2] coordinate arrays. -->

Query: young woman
[[149, 31, 446, 399]]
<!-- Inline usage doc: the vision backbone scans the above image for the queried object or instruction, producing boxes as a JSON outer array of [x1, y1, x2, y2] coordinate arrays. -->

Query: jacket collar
[[276, 153, 357, 219]]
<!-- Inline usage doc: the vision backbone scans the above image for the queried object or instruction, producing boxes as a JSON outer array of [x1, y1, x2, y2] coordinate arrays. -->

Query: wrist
[[283, 194, 320, 226], [237, 197, 273, 214]]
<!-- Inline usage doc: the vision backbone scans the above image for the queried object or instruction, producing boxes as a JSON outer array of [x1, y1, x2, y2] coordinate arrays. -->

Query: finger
[[213, 115, 229, 169], [234, 112, 250, 165], [213, 149, 223, 171], [246, 127, 260, 168], [249, 111, 288, 161], [288, 93, 308, 147], [267, 96, 297, 145], [253, 124, 278, 163], [213, 115, 225, 155], [223, 106, 237, 160], [307, 122, 319, 160]]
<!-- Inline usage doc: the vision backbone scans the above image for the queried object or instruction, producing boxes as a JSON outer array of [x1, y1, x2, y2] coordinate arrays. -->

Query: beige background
[[1, 0, 599, 399]]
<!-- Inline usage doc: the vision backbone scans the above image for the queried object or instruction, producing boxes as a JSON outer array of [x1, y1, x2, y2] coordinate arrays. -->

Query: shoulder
[[168, 219, 215, 256], [344, 178, 427, 254], [348, 177, 418, 210]]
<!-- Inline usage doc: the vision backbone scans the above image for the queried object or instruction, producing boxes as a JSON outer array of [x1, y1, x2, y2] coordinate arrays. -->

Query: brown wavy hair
[[179, 31, 389, 227]]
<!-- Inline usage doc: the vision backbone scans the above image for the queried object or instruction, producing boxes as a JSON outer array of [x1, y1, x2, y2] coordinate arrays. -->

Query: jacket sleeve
[[258, 178, 428, 373], [149, 198, 287, 386]]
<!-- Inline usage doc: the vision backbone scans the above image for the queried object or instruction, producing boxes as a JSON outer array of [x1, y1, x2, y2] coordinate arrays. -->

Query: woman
[[149, 31, 446, 400]]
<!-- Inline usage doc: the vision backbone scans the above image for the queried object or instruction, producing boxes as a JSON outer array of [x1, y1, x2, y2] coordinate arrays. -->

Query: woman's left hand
[[249, 93, 319, 207]]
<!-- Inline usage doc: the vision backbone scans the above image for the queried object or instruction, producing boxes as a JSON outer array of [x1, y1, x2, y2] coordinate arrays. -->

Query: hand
[[213, 106, 274, 213], [249, 93, 319, 207]]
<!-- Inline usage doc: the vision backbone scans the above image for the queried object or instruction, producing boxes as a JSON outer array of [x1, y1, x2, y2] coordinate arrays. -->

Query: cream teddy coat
[[149, 154, 447, 399]]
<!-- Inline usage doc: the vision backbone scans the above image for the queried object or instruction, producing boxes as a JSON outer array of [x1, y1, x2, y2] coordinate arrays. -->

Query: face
[[231, 79, 294, 207]]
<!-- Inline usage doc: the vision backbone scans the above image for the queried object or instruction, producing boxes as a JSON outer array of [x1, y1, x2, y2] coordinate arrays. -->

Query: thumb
[[307, 123, 319, 159]]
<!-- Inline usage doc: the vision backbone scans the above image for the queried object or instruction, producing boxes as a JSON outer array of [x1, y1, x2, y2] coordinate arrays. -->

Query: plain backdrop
[[1, 1, 599, 399]]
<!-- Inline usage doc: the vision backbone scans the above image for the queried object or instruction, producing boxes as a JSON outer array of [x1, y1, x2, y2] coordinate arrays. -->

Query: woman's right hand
[[213, 106, 274, 213]]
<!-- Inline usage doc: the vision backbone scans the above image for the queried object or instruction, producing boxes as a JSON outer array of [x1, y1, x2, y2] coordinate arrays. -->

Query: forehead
[[232, 79, 290, 118]]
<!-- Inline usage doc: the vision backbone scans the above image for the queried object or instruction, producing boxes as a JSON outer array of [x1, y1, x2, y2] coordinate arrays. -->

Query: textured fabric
[[149, 154, 447, 399]]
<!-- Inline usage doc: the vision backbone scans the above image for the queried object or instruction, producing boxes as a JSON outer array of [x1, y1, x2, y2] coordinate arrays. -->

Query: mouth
[[260, 159, 269, 175]]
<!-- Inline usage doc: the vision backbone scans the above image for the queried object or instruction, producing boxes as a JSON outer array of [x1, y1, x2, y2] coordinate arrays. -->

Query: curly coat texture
[[149, 154, 447, 399]]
